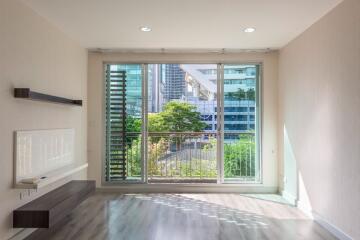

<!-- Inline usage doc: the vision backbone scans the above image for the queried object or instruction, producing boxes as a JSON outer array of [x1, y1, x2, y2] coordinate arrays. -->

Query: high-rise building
[[161, 64, 186, 102], [110, 64, 142, 117], [148, 64, 162, 113], [180, 64, 257, 134], [117, 63, 258, 135]]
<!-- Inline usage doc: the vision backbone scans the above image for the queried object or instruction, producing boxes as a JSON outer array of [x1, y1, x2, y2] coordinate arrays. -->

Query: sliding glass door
[[104, 63, 261, 184], [147, 64, 218, 183], [222, 64, 261, 183]]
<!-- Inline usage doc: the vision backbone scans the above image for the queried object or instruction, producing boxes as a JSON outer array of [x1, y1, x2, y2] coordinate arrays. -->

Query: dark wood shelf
[[14, 88, 82, 106], [13, 180, 95, 229]]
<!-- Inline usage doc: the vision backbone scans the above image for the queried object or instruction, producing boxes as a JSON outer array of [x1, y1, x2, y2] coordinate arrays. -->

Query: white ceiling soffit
[[22, 0, 343, 50]]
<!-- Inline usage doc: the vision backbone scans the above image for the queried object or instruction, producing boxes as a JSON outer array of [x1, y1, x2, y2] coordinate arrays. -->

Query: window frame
[[101, 61, 263, 186]]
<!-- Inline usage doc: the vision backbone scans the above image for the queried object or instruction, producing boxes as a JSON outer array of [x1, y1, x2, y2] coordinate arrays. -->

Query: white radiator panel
[[15, 129, 75, 183]]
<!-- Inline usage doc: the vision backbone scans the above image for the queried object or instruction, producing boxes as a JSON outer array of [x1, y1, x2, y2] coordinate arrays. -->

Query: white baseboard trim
[[8, 228, 36, 240], [281, 190, 297, 205], [97, 184, 278, 194], [312, 211, 353, 240]]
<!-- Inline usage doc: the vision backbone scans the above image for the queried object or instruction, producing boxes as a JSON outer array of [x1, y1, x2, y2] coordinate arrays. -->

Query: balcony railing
[[122, 132, 257, 183], [147, 132, 217, 183], [223, 132, 257, 182]]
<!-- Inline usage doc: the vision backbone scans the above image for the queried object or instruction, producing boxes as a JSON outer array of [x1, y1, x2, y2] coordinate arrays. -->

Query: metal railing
[[124, 133, 142, 179], [223, 132, 257, 182], [147, 132, 217, 183], [123, 132, 257, 183]]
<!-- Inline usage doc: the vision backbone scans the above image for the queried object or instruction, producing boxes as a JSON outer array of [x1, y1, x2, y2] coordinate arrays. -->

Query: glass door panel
[[222, 64, 260, 183], [147, 64, 218, 183]]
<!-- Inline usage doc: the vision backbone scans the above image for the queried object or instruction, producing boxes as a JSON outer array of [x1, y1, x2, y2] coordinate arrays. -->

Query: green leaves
[[127, 101, 207, 133], [226, 88, 255, 101], [224, 134, 255, 178], [126, 115, 141, 133], [149, 101, 207, 133], [148, 113, 166, 132]]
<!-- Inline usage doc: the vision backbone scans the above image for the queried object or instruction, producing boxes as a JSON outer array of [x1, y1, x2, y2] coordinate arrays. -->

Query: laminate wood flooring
[[48, 193, 337, 240]]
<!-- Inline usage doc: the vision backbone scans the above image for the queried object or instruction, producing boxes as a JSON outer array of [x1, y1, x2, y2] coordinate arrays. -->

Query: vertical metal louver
[[105, 66, 127, 181]]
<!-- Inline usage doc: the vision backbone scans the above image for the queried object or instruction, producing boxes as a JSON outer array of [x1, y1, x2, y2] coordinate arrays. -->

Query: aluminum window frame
[[101, 61, 263, 186]]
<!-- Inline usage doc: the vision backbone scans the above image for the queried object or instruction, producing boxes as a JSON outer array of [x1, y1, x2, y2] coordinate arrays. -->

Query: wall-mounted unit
[[14, 128, 87, 189]]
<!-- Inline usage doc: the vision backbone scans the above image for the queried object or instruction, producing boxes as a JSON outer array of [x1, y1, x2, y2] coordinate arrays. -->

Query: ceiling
[[22, 0, 342, 50]]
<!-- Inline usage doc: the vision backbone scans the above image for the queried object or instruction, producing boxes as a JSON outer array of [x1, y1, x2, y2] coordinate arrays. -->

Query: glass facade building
[[180, 64, 257, 135], [110, 64, 257, 134]]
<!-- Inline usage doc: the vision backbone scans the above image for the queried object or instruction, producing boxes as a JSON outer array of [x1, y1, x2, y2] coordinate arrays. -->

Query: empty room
[[1, 0, 359, 239]]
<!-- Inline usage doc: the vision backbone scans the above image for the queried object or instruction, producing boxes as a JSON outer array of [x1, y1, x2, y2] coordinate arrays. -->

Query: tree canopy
[[154, 101, 206, 132], [126, 101, 207, 133]]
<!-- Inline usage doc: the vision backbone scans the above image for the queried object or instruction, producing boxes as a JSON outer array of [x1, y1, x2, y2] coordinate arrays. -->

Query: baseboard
[[312, 211, 353, 240], [281, 190, 297, 205], [97, 184, 278, 194]]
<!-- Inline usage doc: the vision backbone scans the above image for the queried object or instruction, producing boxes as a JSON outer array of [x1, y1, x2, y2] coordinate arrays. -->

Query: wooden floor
[[49, 193, 336, 240]]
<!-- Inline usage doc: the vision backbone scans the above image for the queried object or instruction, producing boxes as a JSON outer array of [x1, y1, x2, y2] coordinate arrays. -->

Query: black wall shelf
[[14, 88, 82, 106], [13, 180, 95, 229]]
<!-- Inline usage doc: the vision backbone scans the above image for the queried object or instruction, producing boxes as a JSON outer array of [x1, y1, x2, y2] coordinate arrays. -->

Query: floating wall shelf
[[14, 88, 82, 106]]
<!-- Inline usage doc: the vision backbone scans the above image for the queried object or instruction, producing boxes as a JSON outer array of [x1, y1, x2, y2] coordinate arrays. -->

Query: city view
[[105, 64, 260, 183]]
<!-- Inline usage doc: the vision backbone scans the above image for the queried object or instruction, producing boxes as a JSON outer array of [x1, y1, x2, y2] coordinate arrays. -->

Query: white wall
[[0, 0, 87, 239], [278, 0, 360, 239], [88, 52, 279, 190]]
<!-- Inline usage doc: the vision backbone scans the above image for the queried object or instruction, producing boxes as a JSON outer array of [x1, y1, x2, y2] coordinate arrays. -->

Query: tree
[[247, 88, 255, 101], [159, 101, 207, 132], [126, 115, 141, 133], [126, 101, 206, 133], [125, 101, 256, 179], [148, 113, 166, 132], [126, 101, 208, 177]]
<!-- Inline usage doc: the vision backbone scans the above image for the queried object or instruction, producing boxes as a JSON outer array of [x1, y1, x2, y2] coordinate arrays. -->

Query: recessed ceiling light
[[140, 26, 151, 32], [244, 27, 256, 33]]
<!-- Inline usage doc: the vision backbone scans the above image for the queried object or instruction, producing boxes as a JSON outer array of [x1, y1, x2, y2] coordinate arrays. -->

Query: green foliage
[[148, 101, 207, 147], [126, 116, 141, 133], [127, 101, 207, 178], [224, 134, 255, 178], [148, 113, 166, 132], [226, 88, 255, 101], [124, 116, 142, 177], [126, 136, 142, 177], [159, 101, 207, 132], [125, 101, 256, 180], [127, 101, 207, 133], [164, 159, 217, 178], [148, 138, 168, 176], [127, 133, 256, 179], [147, 136, 218, 178]]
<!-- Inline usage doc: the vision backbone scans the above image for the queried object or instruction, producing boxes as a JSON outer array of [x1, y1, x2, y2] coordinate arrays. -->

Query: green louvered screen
[[105, 67, 127, 181]]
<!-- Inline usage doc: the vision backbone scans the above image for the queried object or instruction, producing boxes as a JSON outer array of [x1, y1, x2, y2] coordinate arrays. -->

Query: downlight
[[140, 26, 152, 32], [244, 27, 256, 33]]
